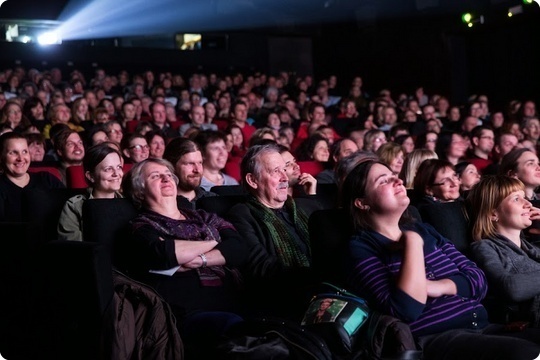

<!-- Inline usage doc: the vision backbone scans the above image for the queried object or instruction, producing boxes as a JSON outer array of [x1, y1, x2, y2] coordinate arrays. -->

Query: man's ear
[[123, 148, 131, 159], [245, 173, 258, 189], [472, 137, 480, 147], [56, 149, 63, 157], [353, 198, 370, 211], [425, 186, 434, 196]]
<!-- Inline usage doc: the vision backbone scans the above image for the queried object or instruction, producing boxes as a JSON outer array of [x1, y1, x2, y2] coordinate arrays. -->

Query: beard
[[178, 175, 201, 191]]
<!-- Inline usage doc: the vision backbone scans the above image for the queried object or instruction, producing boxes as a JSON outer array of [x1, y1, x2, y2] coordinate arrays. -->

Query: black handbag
[[301, 283, 371, 354]]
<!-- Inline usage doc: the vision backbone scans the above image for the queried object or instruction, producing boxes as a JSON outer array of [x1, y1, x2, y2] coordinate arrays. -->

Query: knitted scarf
[[246, 196, 311, 268]]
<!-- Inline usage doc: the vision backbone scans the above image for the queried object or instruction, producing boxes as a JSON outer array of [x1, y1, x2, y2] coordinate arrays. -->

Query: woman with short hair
[[57, 142, 123, 241], [469, 176, 540, 327]]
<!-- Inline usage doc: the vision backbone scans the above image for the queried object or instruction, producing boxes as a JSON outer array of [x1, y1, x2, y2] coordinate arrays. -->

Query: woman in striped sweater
[[341, 160, 540, 360]]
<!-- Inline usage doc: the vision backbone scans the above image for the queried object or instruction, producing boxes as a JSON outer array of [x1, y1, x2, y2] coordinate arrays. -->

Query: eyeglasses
[[128, 144, 149, 152], [432, 173, 460, 186]]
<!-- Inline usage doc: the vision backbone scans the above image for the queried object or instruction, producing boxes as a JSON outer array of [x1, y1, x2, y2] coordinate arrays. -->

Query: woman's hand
[[174, 240, 218, 265], [426, 279, 457, 298], [529, 207, 540, 221]]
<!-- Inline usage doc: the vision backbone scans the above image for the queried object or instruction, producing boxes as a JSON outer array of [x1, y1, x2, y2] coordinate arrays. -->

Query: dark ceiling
[[0, 0, 533, 33]]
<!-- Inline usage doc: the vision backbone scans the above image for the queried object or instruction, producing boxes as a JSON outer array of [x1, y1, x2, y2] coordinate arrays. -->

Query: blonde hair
[[376, 142, 402, 168], [467, 175, 525, 242], [399, 149, 438, 189]]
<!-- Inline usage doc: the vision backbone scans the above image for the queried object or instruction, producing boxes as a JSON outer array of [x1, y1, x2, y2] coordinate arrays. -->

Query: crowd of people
[[1, 64, 540, 359]]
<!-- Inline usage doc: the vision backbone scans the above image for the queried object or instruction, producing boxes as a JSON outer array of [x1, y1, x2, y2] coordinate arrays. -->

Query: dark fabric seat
[[0, 222, 113, 359], [196, 195, 248, 217], [82, 198, 138, 271], [308, 208, 353, 286], [21, 187, 86, 243], [415, 198, 471, 255], [210, 185, 246, 196]]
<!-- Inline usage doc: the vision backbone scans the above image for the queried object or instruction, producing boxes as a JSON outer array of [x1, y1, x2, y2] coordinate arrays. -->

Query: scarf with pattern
[[246, 196, 311, 267]]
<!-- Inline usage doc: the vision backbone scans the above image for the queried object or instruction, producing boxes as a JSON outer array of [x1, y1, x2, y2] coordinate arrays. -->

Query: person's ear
[[491, 209, 499, 223], [507, 170, 518, 179], [425, 186, 434, 196], [123, 148, 131, 159], [472, 137, 480, 147], [245, 173, 258, 189], [85, 171, 94, 184], [353, 198, 370, 211]]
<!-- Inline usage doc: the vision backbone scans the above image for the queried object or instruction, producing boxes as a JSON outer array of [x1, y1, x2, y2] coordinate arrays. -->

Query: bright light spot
[[523, 0, 533, 4], [462, 13, 472, 23], [508, 11, 513, 17], [468, 22, 473, 28], [21, 35, 31, 43], [37, 31, 60, 45]]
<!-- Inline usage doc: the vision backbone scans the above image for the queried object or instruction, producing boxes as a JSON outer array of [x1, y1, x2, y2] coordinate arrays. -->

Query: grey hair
[[240, 143, 280, 193], [127, 158, 179, 209]]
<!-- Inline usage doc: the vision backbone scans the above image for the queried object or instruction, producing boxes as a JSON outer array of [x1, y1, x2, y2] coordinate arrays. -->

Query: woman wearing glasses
[[413, 159, 470, 253], [122, 133, 150, 164]]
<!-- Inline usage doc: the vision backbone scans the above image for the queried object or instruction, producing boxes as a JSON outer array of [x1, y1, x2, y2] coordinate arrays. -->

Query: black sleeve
[[216, 228, 248, 269], [130, 224, 178, 270]]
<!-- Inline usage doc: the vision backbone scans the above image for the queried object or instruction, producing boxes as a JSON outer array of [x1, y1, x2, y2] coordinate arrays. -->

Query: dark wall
[[311, 13, 539, 108], [0, 32, 312, 79]]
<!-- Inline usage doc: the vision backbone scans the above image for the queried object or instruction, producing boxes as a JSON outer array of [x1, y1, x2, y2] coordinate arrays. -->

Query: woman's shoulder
[[222, 173, 239, 185], [65, 193, 88, 207]]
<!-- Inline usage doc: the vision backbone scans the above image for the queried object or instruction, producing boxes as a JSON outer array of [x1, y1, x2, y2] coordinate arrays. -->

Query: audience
[[3, 63, 540, 358]]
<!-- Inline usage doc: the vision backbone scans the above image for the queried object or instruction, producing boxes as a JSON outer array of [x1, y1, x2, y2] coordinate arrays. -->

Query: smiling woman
[[125, 157, 247, 357], [57, 142, 123, 241], [468, 176, 540, 327], [0, 132, 65, 221]]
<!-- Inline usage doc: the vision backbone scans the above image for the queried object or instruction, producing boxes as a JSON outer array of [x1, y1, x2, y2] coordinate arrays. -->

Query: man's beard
[[178, 175, 201, 192]]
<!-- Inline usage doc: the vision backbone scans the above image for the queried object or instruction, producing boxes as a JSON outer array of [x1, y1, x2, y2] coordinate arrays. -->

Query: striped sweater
[[346, 222, 489, 338]]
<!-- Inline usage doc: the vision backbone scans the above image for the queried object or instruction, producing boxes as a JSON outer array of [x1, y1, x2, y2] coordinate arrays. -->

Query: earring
[[493, 217, 499, 222], [364, 205, 370, 211]]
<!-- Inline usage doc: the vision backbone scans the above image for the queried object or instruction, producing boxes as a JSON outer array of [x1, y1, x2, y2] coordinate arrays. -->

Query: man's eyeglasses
[[432, 173, 460, 186]]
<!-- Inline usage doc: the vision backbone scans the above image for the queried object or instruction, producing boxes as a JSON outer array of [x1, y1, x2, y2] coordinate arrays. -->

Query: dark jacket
[[102, 270, 184, 360]]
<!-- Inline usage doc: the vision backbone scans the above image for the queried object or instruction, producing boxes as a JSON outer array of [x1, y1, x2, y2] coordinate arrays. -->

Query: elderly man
[[226, 143, 316, 317], [163, 137, 216, 209]]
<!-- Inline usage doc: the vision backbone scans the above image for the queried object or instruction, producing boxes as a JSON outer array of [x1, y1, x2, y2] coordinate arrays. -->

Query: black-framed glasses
[[431, 173, 460, 186]]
